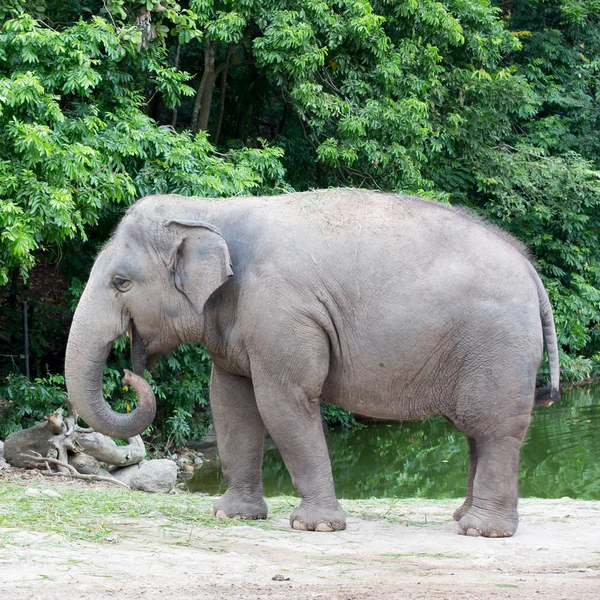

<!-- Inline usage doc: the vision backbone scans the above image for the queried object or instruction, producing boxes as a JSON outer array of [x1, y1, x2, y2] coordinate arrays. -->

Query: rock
[[0, 441, 8, 471], [131, 459, 177, 493], [173, 448, 205, 470], [111, 459, 178, 493], [109, 463, 142, 487]]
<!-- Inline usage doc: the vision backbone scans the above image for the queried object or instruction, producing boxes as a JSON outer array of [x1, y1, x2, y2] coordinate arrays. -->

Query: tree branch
[[20, 453, 130, 489], [215, 59, 255, 77]]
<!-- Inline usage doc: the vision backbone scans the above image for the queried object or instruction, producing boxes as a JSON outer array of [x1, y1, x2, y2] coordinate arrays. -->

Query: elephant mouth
[[128, 320, 148, 376]]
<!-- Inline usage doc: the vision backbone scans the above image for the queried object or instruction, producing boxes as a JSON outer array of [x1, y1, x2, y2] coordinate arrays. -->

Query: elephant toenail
[[292, 520, 308, 531], [315, 522, 333, 532], [489, 531, 500, 538], [215, 509, 228, 518], [466, 528, 482, 537]]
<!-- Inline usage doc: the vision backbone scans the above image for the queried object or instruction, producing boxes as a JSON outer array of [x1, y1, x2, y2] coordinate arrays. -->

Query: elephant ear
[[165, 219, 233, 313]]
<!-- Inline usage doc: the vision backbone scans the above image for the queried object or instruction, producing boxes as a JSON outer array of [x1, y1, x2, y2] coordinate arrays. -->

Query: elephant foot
[[457, 507, 518, 538], [290, 501, 346, 532], [452, 501, 471, 522], [212, 489, 268, 520]]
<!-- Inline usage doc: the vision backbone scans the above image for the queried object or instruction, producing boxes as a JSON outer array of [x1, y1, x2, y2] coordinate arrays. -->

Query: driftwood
[[4, 409, 73, 471], [2, 369, 151, 481], [77, 432, 146, 467], [20, 452, 130, 488], [3, 408, 147, 478], [1, 372, 182, 492]]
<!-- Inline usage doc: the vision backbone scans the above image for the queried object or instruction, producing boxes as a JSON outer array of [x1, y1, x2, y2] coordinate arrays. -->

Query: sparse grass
[[379, 552, 465, 559], [340, 497, 457, 526], [0, 479, 459, 545], [0, 480, 222, 543]]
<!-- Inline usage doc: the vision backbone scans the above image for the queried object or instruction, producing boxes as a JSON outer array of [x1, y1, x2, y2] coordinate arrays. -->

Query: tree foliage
[[1, 0, 599, 444], [0, 1, 286, 286]]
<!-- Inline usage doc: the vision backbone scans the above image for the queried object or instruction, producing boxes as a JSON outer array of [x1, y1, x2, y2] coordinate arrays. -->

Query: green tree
[[0, 1, 286, 286], [2, 0, 600, 444], [0, 0, 286, 445]]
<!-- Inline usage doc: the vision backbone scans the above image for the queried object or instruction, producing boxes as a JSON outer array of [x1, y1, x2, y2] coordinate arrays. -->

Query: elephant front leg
[[210, 366, 268, 520], [253, 377, 346, 532]]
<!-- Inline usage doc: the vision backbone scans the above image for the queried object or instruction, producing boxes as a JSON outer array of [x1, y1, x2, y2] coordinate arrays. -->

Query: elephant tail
[[531, 266, 560, 407]]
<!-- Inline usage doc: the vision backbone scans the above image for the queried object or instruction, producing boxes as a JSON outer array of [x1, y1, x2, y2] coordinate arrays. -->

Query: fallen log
[[3, 376, 147, 474], [77, 433, 146, 467], [20, 452, 131, 488], [3, 409, 73, 471]]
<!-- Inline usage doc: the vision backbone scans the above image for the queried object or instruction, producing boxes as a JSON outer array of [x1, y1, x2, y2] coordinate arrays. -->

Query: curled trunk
[[66, 304, 156, 438]]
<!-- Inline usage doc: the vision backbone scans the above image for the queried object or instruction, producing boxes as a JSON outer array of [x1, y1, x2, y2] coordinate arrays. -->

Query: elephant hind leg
[[453, 436, 477, 522], [455, 411, 531, 538]]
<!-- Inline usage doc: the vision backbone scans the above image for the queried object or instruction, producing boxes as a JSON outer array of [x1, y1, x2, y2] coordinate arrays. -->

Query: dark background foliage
[[1, 0, 599, 446]]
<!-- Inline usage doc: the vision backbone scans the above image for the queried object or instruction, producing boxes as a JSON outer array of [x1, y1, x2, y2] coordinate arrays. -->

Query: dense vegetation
[[1, 0, 599, 445]]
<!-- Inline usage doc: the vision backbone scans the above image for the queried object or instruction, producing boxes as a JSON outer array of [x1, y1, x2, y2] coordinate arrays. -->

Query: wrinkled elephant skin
[[65, 189, 560, 537]]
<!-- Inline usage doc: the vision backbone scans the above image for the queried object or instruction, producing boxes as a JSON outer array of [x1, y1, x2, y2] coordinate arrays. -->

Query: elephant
[[65, 188, 559, 537]]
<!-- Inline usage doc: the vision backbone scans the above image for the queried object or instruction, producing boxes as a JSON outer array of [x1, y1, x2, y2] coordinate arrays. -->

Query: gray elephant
[[65, 189, 559, 537]]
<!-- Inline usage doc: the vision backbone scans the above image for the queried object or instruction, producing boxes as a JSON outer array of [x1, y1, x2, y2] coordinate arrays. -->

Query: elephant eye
[[113, 276, 133, 292]]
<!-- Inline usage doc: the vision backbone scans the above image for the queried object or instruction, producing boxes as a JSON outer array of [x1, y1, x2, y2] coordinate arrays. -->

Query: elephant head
[[65, 198, 233, 438]]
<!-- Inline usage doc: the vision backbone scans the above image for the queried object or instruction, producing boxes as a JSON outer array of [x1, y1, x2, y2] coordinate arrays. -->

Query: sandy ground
[[1, 493, 599, 600]]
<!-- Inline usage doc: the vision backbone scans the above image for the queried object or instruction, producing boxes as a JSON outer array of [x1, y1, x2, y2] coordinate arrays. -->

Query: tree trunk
[[171, 42, 181, 128], [236, 101, 253, 140], [279, 100, 289, 136], [214, 44, 235, 145], [191, 39, 217, 133]]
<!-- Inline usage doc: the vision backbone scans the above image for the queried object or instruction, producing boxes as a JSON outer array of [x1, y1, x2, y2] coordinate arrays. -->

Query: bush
[[2, 0, 600, 444], [0, 373, 67, 438]]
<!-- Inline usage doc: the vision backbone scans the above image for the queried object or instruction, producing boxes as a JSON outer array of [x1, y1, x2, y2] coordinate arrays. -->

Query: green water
[[188, 384, 600, 500]]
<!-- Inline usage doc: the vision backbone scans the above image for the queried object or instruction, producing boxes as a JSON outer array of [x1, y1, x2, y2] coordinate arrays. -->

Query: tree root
[[4, 407, 147, 479], [20, 452, 131, 489]]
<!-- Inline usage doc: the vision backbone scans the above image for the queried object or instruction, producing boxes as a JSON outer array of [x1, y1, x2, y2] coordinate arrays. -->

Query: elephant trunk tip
[[122, 368, 136, 386], [120, 369, 157, 435]]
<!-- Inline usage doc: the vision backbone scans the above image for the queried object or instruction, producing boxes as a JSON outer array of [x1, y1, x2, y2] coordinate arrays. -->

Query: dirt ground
[[1, 485, 599, 600]]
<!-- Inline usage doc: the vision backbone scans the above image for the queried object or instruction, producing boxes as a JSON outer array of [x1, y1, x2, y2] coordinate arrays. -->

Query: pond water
[[187, 384, 600, 500]]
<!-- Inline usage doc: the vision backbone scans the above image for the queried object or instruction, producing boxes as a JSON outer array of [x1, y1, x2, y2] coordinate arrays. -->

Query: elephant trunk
[[65, 297, 156, 439]]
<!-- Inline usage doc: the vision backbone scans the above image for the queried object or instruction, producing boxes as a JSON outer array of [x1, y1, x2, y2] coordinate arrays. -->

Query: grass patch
[[0, 481, 224, 542], [0, 480, 459, 545]]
